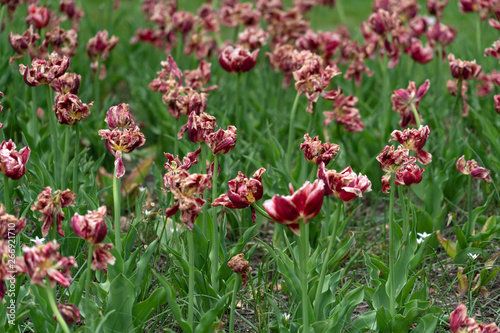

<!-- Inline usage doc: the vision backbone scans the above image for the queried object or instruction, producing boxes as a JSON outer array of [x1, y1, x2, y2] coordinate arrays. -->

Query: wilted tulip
[[206, 126, 237, 154], [49, 73, 81, 95], [104, 103, 135, 129], [228, 253, 252, 288], [55, 303, 81, 326], [456, 155, 493, 183], [300, 134, 339, 165], [25, 4, 51, 30], [450, 303, 500, 333], [390, 126, 432, 165], [213, 168, 266, 222], [0, 140, 30, 180], [494, 95, 500, 114], [23, 239, 77, 288], [318, 163, 372, 201], [8, 25, 40, 64], [19, 52, 70, 87], [448, 53, 482, 80], [377, 145, 417, 193], [391, 80, 430, 128], [86, 30, 119, 79], [395, 163, 424, 186], [0, 204, 26, 239], [263, 180, 324, 235], [71, 206, 115, 270], [177, 112, 217, 143], [53, 93, 93, 125], [183, 61, 218, 92], [149, 55, 183, 93], [219, 45, 260, 73], [39, 27, 79, 59], [99, 105, 146, 178], [323, 94, 365, 133], [31, 187, 76, 237]]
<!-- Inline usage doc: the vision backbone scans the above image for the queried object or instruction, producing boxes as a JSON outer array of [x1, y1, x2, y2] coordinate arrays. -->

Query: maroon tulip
[[318, 163, 372, 202], [31, 187, 76, 237], [456, 155, 493, 183], [0, 140, 31, 180], [300, 134, 340, 165], [53, 93, 93, 126], [71, 206, 107, 244], [219, 45, 260, 73], [23, 240, 77, 288], [206, 126, 237, 155], [55, 303, 81, 326], [177, 112, 217, 143], [104, 103, 135, 129], [228, 253, 252, 288], [448, 53, 482, 81], [0, 204, 26, 239], [395, 163, 424, 186], [25, 4, 50, 30], [390, 126, 432, 165], [263, 180, 324, 235]]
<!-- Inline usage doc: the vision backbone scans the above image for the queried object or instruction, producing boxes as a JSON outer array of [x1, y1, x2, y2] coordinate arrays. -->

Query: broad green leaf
[[103, 274, 136, 333], [132, 287, 167, 328]]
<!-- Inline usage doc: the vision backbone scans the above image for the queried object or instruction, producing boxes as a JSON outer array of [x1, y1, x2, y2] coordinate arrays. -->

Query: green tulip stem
[[188, 229, 195, 327], [314, 200, 342, 318], [113, 170, 122, 255], [228, 274, 242, 333], [398, 186, 409, 245], [299, 219, 310, 332], [85, 244, 94, 328], [210, 153, 220, 291], [73, 124, 80, 195], [467, 175, 473, 238], [47, 87, 60, 187], [250, 202, 272, 221], [410, 103, 421, 128], [61, 125, 70, 189], [3, 174, 11, 214], [45, 284, 70, 333], [201, 144, 208, 234], [286, 92, 301, 171], [388, 173, 397, 319]]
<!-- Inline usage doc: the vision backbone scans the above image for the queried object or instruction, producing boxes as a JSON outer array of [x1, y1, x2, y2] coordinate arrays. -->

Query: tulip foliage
[[1, 0, 500, 333]]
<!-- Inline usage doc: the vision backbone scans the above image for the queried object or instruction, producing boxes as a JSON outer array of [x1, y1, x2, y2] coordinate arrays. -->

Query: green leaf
[[132, 287, 167, 328], [349, 310, 377, 332], [194, 292, 231, 333], [153, 271, 192, 333], [131, 238, 158, 293], [103, 274, 136, 333]]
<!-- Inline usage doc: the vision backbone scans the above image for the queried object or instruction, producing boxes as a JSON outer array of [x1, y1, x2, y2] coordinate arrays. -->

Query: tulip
[[0, 204, 26, 239], [55, 303, 81, 326], [448, 53, 482, 81], [300, 134, 339, 165], [318, 163, 372, 201], [0, 140, 30, 180], [263, 180, 324, 235], [456, 155, 493, 183], [53, 93, 93, 126], [219, 45, 260, 73], [177, 112, 217, 143], [31, 187, 76, 237], [23, 240, 77, 288], [390, 126, 432, 165], [206, 126, 237, 155], [391, 80, 430, 128]]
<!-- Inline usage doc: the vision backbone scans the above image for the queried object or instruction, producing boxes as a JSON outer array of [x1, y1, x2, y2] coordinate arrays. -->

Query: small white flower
[[282, 312, 291, 323], [467, 253, 479, 260], [145, 209, 152, 216], [416, 232, 431, 244], [139, 186, 146, 192], [30, 236, 45, 245]]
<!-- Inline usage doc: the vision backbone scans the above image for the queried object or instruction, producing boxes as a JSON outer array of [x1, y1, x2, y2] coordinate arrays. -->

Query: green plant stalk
[[45, 284, 70, 333], [286, 92, 301, 170], [476, 18, 482, 58], [85, 244, 94, 329], [113, 170, 122, 254], [388, 173, 397, 319], [314, 200, 342, 318], [3, 175, 11, 214], [336, 0, 346, 24], [73, 124, 80, 195], [229, 274, 242, 333], [188, 230, 195, 327], [410, 103, 421, 128], [299, 220, 310, 332], [94, 59, 101, 113], [398, 186, 409, 245], [235, 73, 242, 133], [467, 175, 473, 238], [201, 144, 208, 234], [47, 88, 60, 187], [61, 126, 70, 189], [210, 153, 220, 290]]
